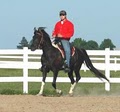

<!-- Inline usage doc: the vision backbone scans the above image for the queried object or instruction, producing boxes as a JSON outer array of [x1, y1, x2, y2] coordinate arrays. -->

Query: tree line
[[71, 38, 115, 50], [17, 37, 116, 50]]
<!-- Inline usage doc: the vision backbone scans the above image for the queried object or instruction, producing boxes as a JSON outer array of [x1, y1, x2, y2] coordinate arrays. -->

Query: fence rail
[[0, 47, 120, 93]]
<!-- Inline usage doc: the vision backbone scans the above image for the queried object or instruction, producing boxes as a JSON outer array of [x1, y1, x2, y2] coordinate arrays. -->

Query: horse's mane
[[41, 30, 50, 39], [39, 28, 52, 45]]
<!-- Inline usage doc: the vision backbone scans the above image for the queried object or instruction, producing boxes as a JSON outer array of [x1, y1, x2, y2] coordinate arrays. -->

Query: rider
[[52, 10, 74, 72]]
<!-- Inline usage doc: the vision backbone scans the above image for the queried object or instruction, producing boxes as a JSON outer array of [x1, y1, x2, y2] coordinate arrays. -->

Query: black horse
[[30, 27, 109, 96]]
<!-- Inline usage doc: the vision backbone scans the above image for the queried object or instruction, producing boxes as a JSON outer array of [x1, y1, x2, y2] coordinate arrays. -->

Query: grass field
[[0, 68, 120, 96]]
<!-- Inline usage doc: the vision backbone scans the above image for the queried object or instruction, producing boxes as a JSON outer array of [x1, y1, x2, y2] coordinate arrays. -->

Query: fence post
[[105, 48, 110, 91], [114, 57, 117, 72], [23, 47, 28, 93]]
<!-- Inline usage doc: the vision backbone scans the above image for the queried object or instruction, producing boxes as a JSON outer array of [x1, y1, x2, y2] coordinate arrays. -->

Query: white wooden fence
[[0, 47, 120, 93]]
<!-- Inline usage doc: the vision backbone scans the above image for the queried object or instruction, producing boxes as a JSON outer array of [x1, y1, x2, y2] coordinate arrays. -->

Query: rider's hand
[[52, 35, 56, 38], [57, 34, 62, 37]]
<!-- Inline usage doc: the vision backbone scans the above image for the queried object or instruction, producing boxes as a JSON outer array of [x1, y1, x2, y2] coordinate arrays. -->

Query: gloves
[[54, 38, 61, 44]]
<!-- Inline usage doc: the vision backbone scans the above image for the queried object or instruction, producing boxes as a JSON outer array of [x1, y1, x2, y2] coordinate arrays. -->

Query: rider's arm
[[52, 22, 59, 37]]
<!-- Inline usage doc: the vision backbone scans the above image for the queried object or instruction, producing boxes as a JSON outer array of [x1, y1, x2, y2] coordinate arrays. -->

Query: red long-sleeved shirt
[[52, 19, 74, 40]]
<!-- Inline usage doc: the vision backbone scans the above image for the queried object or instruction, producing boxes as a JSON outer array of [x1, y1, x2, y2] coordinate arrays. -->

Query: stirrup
[[62, 60, 67, 68]]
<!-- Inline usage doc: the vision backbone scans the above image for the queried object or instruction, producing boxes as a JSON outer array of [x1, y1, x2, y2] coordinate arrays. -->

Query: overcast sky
[[0, 0, 120, 49]]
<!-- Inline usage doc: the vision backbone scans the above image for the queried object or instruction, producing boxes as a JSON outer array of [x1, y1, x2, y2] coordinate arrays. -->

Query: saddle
[[52, 39, 75, 58]]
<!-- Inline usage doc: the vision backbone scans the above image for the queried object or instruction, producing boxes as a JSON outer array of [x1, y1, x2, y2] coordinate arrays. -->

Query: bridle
[[35, 30, 44, 49]]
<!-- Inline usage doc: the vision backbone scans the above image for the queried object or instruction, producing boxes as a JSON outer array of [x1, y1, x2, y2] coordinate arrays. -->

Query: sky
[[0, 0, 120, 49]]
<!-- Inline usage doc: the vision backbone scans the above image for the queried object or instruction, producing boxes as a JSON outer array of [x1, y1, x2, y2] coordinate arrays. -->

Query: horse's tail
[[80, 48, 109, 82]]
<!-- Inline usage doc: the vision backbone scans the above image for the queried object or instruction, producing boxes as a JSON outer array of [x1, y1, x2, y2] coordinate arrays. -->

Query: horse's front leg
[[52, 70, 62, 94], [37, 67, 47, 96]]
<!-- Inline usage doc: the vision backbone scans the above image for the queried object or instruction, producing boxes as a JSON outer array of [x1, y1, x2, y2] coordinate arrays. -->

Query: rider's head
[[59, 10, 67, 21]]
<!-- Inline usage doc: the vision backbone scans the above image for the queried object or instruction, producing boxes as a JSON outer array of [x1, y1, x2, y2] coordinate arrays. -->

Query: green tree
[[86, 40, 99, 50], [28, 39, 33, 49], [99, 38, 116, 50], [71, 38, 87, 49], [17, 37, 29, 49]]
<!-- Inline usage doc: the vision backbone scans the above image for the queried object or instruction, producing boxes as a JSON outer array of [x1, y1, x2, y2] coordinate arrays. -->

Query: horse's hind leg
[[68, 66, 81, 95], [52, 70, 62, 94], [68, 69, 76, 95], [69, 67, 81, 95], [74, 68, 81, 83]]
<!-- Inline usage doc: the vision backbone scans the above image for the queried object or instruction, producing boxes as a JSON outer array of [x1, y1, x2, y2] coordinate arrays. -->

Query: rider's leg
[[61, 39, 71, 67]]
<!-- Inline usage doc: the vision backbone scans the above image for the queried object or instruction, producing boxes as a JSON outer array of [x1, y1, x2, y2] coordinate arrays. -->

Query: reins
[[36, 30, 44, 49]]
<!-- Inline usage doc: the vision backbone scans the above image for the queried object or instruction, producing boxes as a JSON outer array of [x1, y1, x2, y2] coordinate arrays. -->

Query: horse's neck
[[42, 31, 56, 57], [43, 37, 53, 48], [42, 40, 54, 56]]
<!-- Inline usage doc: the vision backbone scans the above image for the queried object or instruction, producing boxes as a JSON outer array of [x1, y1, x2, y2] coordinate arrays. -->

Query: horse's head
[[30, 27, 45, 51]]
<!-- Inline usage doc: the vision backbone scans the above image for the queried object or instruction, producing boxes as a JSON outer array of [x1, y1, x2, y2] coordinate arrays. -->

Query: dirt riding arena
[[0, 95, 120, 112]]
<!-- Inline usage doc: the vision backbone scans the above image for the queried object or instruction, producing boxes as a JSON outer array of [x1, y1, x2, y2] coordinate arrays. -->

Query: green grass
[[0, 69, 120, 96], [0, 69, 23, 77], [0, 82, 23, 95]]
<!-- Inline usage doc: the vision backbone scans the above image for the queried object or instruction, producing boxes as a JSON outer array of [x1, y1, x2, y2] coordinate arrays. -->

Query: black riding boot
[[63, 60, 70, 73]]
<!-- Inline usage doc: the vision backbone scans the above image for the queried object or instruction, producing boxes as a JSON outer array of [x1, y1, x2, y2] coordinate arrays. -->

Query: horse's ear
[[38, 27, 41, 32], [34, 27, 37, 31], [38, 27, 46, 31]]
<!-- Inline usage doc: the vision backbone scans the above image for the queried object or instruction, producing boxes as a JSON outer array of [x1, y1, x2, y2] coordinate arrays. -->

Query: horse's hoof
[[69, 93, 74, 97], [56, 89, 62, 94], [57, 91, 63, 96], [56, 89, 63, 96], [36, 93, 43, 96]]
